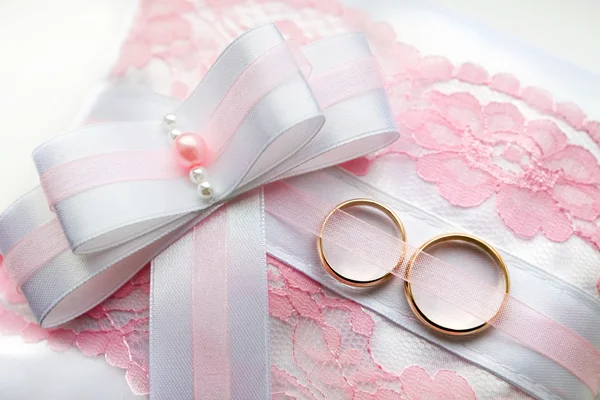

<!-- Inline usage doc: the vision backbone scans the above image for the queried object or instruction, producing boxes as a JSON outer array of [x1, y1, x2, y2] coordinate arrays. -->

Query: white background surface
[[432, 0, 600, 74], [0, 0, 599, 210], [0, 0, 599, 399]]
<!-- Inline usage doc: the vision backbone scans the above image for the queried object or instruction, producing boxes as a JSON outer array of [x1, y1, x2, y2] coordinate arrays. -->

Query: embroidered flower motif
[[109, 0, 600, 253], [267, 258, 477, 399], [2, 1, 596, 399], [0, 265, 152, 395], [1, 258, 480, 398], [400, 91, 600, 242]]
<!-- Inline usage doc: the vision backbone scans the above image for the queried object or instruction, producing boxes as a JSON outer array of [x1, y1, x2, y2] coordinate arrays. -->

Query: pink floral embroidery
[[0, 264, 151, 395], [1, 257, 480, 398], [266, 257, 478, 399], [111, 0, 600, 251], [394, 91, 600, 243], [1, 0, 597, 398]]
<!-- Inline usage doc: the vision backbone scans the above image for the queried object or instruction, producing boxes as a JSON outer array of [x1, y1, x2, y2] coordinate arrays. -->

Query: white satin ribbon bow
[[0, 25, 399, 399]]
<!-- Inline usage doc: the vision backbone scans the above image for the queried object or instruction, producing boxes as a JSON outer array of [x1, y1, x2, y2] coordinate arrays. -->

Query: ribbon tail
[[149, 189, 270, 399]]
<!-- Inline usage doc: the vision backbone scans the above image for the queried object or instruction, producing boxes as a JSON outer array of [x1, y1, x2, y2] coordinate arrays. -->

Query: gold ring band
[[404, 233, 510, 336], [317, 198, 407, 287]]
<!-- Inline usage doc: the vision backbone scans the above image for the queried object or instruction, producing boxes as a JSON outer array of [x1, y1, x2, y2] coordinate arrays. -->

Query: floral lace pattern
[[0, 256, 150, 394], [268, 258, 478, 400], [393, 90, 600, 243], [112, 0, 600, 251], [350, 50, 600, 251], [1, 256, 488, 399], [1, 0, 597, 398]]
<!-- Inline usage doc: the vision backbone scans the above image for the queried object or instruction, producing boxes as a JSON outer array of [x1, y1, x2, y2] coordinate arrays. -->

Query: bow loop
[[0, 25, 398, 327], [174, 24, 324, 198], [34, 25, 324, 254]]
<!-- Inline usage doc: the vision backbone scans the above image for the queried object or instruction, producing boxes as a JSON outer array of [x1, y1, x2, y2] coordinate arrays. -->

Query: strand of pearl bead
[[163, 113, 214, 201]]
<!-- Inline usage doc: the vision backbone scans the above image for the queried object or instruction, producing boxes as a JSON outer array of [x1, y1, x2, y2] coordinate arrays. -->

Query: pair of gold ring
[[317, 198, 510, 336]]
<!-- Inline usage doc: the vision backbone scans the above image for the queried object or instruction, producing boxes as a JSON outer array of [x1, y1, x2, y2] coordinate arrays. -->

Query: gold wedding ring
[[318, 199, 510, 336], [404, 233, 511, 336], [317, 199, 406, 287]]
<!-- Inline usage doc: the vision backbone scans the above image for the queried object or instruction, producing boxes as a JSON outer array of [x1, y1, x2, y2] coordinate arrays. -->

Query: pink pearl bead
[[173, 133, 208, 169]]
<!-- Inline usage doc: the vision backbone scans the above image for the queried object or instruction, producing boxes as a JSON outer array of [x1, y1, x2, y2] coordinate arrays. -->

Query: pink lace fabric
[[3, 256, 522, 399], [0, 256, 151, 394], [370, 89, 600, 249], [267, 257, 479, 400], [1, 0, 597, 398]]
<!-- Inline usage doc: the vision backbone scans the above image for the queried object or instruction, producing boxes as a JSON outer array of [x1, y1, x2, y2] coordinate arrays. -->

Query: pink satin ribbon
[[199, 41, 309, 158], [5, 179, 600, 393], [4, 218, 69, 285], [36, 56, 380, 211], [264, 181, 600, 394], [192, 207, 231, 399], [2, 29, 598, 398], [41, 149, 180, 208]]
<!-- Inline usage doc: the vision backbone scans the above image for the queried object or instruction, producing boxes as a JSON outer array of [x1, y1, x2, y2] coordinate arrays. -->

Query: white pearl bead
[[168, 128, 182, 140], [198, 181, 214, 200], [163, 113, 177, 131], [189, 167, 206, 184]]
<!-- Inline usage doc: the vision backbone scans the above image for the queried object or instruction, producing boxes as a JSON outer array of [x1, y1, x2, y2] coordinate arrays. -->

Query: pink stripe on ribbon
[[37, 42, 305, 207], [200, 41, 308, 158], [5, 171, 599, 394], [192, 207, 231, 399], [264, 181, 600, 395], [40, 149, 182, 208], [310, 55, 383, 109], [35, 54, 384, 207], [4, 219, 69, 285]]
